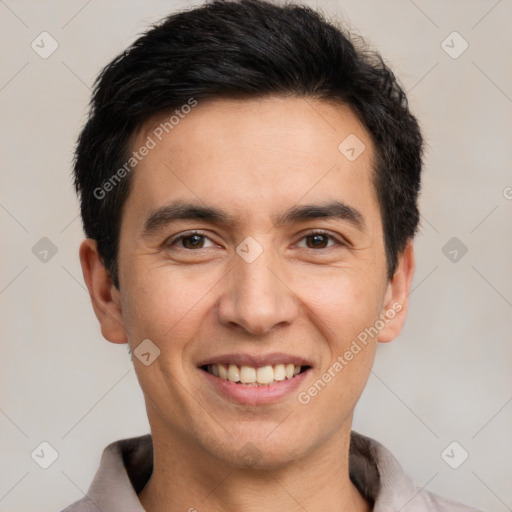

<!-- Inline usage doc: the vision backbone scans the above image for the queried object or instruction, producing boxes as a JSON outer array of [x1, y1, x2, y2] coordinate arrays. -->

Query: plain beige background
[[1, 1, 511, 511]]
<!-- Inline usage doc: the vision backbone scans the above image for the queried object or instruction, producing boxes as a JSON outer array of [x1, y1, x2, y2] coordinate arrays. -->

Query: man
[[63, 0, 482, 510]]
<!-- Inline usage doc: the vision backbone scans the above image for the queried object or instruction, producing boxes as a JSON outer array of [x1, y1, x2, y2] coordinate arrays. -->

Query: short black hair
[[73, 0, 423, 288]]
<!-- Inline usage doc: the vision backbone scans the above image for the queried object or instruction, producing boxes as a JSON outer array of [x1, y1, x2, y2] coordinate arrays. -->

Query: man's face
[[111, 97, 402, 468]]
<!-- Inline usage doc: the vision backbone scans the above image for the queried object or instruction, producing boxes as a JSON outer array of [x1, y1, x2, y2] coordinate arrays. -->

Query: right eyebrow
[[142, 201, 236, 237]]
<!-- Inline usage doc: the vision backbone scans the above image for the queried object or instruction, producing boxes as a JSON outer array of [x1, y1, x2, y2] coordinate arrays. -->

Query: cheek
[[295, 266, 384, 345], [120, 266, 221, 409], [121, 262, 225, 348], [294, 271, 381, 423]]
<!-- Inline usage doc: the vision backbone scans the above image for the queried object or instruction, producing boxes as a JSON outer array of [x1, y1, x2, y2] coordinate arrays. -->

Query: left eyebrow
[[142, 199, 366, 236], [272, 201, 366, 232]]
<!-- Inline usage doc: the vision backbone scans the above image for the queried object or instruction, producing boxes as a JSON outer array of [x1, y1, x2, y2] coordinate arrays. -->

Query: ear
[[377, 240, 415, 343], [79, 238, 128, 344]]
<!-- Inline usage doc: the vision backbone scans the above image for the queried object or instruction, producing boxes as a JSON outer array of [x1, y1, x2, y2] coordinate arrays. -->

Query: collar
[[68, 431, 479, 512]]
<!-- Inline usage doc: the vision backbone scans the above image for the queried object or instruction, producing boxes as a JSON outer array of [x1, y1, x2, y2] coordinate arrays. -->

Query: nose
[[216, 240, 299, 336]]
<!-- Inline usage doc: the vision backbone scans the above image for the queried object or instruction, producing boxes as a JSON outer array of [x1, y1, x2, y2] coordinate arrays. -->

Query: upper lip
[[197, 352, 313, 368]]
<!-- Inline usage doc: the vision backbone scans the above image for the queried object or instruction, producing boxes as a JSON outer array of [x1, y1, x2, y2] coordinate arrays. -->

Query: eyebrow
[[142, 199, 366, 236]]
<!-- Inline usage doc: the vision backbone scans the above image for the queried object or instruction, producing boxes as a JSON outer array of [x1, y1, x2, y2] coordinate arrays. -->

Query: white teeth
[[285, 363, 295, 379], [240, 365, 256, 384], [256, 365, 274, 384], [274, 364, 286, 381], [227, 364, 240, 383], [218, 364, 228, 380], [206, 362, 306, 385]]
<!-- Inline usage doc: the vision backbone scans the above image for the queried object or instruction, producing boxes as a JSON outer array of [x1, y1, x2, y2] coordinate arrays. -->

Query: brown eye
[[305, 233, 330, 249], [297, 231, 342, 250], [180, 234, 206, 249], [167, 231, 215, 250]]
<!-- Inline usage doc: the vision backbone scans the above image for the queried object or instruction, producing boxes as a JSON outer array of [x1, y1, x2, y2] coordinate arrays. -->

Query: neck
[[138, 422, 371, 512]]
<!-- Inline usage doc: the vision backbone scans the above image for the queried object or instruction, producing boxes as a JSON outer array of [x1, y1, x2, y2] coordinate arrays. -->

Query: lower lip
[[200, 368, 311, 405]]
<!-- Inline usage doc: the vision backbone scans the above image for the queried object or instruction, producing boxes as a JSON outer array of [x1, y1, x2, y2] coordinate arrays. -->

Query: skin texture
[[80, 96, 415, 512]]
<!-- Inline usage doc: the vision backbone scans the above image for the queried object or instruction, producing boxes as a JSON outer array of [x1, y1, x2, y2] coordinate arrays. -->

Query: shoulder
[[350, 431, 486, 512], [60, 496, 99, 512], [417, 488, 486, 512], [59, 434, 153, 512]]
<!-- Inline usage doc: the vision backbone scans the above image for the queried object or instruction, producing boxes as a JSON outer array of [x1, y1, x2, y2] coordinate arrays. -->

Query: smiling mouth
[[200, 363, 311, 386]]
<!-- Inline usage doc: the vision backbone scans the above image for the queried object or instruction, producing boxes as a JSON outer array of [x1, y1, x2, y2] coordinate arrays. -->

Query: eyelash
[[166, 229, 346, 251]]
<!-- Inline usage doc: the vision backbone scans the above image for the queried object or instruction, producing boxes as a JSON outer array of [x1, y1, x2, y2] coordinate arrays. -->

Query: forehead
[[124, 96, 379, 233]]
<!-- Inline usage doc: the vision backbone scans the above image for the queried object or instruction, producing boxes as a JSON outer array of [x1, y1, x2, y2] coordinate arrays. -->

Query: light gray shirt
[[61, 431, 483, 511]]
